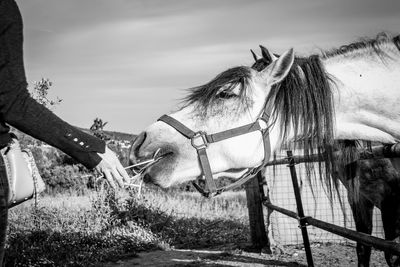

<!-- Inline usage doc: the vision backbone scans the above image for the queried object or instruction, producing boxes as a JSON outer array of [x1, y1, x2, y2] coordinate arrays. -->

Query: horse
[[250, 45, 400, 267], [130, 33, 400, 265], [346, 157, 400, 267]]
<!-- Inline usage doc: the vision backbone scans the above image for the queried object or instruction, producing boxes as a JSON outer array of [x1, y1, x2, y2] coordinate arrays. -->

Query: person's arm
[[0, 84, 104, 169], [0, 82, 129, 187]]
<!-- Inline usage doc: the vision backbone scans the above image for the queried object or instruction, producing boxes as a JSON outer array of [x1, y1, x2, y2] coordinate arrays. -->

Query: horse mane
[[323, 32, 400, 59], [260, 56, 338, 195]]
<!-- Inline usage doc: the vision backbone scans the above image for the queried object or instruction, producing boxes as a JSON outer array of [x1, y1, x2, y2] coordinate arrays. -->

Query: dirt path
[[102, 248, 304, 266], [102, 243, 387, 267]]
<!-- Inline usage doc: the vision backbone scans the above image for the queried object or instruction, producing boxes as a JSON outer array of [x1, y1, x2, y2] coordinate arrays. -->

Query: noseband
[[158, 104, 272, 198]]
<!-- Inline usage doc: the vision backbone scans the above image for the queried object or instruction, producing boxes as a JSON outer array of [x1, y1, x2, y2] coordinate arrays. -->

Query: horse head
[[130, 48, 294, 188]]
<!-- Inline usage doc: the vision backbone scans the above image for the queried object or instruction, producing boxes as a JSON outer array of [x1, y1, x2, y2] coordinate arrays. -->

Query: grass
[[5, 187, 250, 266]]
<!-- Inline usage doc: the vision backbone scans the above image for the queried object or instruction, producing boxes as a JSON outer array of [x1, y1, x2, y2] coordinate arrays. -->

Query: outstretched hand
[[95, 146, 130, 189]]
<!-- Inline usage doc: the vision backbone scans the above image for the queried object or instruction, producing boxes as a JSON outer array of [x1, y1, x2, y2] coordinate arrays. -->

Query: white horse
[[251, 42, 400, 267], [130, 33, 400, 190]]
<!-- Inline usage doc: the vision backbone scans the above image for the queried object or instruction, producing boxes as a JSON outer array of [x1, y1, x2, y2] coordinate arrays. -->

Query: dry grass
[[5, 187, 249, 266]]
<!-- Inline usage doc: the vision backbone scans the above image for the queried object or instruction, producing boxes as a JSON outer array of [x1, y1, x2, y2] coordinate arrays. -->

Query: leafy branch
[[30, 78, 62, 109]]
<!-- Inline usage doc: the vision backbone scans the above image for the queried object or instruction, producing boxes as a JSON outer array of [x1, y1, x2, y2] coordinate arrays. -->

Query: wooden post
[[245, 171, 269, 249]]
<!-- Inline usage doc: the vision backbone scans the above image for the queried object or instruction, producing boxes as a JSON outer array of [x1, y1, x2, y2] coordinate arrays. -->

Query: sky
[[17, 0, 400, 134]]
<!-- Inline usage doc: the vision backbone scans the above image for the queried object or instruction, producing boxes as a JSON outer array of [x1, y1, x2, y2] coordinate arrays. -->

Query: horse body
[[324, 45, 400, 143]]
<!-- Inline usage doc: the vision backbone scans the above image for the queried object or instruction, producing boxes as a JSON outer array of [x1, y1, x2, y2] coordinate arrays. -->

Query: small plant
[[30, 78, 62, 109], [89, 118, 111, 141]]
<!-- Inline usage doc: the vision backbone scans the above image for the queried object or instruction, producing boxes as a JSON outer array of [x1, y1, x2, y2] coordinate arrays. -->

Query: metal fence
[[244, 144, 400, 265], [264, 162, 384, 245]]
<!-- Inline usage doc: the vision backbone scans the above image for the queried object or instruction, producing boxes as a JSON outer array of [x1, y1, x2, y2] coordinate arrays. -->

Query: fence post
[[245, 171, 269, 249], [287, 150, 314, 267]]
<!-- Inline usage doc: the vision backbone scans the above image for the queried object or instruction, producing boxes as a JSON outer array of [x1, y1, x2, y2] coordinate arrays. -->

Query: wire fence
[[264, 162, 384, 245]]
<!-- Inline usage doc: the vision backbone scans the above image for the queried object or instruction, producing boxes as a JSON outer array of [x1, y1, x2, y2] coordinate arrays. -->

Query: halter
[[158, 103, 272, 198]]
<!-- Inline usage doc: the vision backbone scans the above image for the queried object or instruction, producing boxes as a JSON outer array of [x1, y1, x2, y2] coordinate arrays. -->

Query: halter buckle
[[191, 131, 208, 149], [257, 117, 268, 131]]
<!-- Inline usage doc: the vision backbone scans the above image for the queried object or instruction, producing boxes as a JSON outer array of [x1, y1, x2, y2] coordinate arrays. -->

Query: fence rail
[[265, 143, 400, 166], [263, 200, 400, 256]]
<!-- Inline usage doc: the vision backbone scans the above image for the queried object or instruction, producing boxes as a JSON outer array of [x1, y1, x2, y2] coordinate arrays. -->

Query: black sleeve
[[0, 82, 105, 169]]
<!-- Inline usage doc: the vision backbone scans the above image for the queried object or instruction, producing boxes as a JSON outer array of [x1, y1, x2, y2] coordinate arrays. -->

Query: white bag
[[0, 138, 46, 208]]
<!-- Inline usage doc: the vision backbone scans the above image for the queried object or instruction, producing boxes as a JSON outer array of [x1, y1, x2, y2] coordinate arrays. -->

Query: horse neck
[[323, 43, 400, 76], [321, 44, 400, 142]]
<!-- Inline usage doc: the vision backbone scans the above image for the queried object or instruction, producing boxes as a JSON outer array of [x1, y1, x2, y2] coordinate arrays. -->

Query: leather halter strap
[[158, 106, 272, 197]]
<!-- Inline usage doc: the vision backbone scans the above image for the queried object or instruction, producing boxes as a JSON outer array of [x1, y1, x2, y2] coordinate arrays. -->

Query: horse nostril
[[129, 131, 147, 165], [143, 173, 152, 183]]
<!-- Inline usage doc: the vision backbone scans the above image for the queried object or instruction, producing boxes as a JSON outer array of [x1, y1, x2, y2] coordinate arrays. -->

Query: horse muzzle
[[129, 131, 176, 184]]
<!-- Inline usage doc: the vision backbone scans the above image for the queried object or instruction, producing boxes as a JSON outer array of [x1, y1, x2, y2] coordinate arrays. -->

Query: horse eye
[[218, 91, 237, 99]]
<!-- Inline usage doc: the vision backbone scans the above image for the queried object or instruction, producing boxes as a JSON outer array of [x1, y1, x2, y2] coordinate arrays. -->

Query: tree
[[16, 78, 63, 147], [30, 78, 62, 109], [90, 118, 111, 141]]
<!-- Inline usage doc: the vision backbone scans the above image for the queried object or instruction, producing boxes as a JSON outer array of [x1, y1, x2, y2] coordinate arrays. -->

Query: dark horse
[[251, 40, 400, 267], [347, 157, 400, 267]]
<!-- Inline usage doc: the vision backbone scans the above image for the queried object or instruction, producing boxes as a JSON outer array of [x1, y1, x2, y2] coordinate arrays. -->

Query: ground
[[7, 191, 391, 266], [103, 243, 388, 266]]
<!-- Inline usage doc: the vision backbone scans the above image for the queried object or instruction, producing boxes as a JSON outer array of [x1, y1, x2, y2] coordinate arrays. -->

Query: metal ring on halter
[[191, 131, 208, 149], [257, 117, 269, 131]]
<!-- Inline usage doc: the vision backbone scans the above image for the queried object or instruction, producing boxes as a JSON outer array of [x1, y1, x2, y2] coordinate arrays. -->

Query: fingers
[[103, 169, 117, 189], [117, 163, 130, 183], [111, 167, 124, 188], [96, 146, 134, 189]]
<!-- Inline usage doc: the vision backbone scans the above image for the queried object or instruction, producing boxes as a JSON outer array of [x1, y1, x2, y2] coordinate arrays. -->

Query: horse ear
[[250, 49, 261, 62], [259, 45, 277, 62], [259, 48, 294, 86]]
